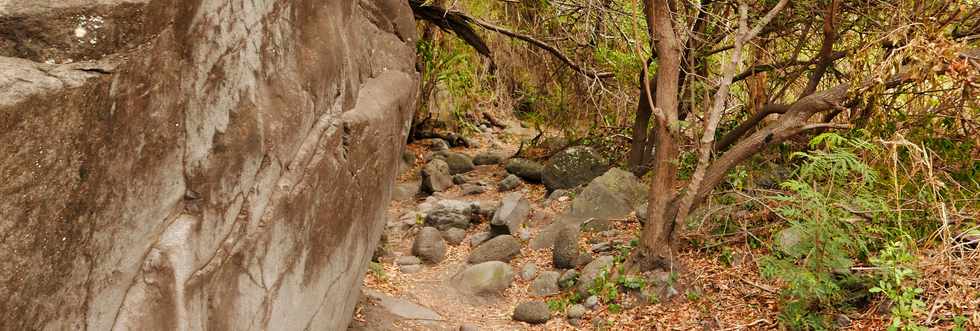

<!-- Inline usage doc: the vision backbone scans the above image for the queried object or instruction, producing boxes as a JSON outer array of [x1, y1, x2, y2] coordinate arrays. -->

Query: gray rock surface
[[0, 0, 418, 329], [468, 235, 521, 264], [576, 256, 615, 296], [468, 232, 491, 247], [505, 158, 544, 182], [434, 151, 475, 175], [392, 181, 421, 201], [584, 295, 600, 309], [453, 261, 515, 295], [529, 271, 561, 296], [567, 304, 587, 319], [520, 263, 538, 281], [425, 207, 474, 231], [553, 225, 580, 269], [567, 168, 648, 221], [421, 159, 454, 193], [363, 289, 444, 321], [497, 174, 522, 191], [559, 270, 580, 289], [460, 183, 486, 195], [442, 228, 467, 246], [542, 146, 608, 191], [490, 192, 531, 236], [512, 302, 551, 324], [413, 227, 448, 264], [473, 151, 507, 165]]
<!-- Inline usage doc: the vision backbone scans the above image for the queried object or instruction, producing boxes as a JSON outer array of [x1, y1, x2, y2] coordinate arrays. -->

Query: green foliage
[[761, 133, 883, 329], [368, 262, 386, 282], [869, 242, 926, 331]]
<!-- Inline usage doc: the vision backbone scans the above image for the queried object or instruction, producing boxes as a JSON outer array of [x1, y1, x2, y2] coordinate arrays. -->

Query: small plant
[[869, 241, 926, 331], [547, 297, 569, 312], [607, 303, 623, 314], [685, 289, 701, 302], [368, 262, 386, 282]]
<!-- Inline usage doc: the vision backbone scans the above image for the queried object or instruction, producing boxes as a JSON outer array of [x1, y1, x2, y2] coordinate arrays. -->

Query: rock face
[[0, 0, 418, 330], [542, 146, 608, 191]]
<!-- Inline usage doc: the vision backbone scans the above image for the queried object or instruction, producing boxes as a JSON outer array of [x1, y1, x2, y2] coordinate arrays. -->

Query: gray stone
[[574, 253, 594, 267], [392, 181, 420, 201], [542, 146, 608, 191], [520, 263, 538, 281], [505, 158, 544, 182], [566, 304, 587, 319], [476, 201, 499, 218], [422, 138, 450, 151], [581, 218, 613, 232], [568, 168, 648, 221], [529, 271, 560, 296], [425, 208, 472, 231], [497, 174, 522, 191], [473, 151, 507, 165], [433, 151, 475, 175], [421, 159, 454, 193], [460, 184, 486, 195], [442, 228, 467, 246], [412, 227, 447, 264], [584, 295, 600, 309], [364, 289, 444, 321], [576, 256, 615, 296], [777, 225, 805, 257], [636, 202, 648, 223], [553, 225, 580, 269], [512, 302, 551, 324], [468, 235, 521, 264], [395, 255, 421, 266], [454, 261, 515, 295], [469, 232, 491, 247], [453, 174, 469, 185], [590, 242, 613, 253], [559, 270, 579, 289], [490, 192, 530, 236]]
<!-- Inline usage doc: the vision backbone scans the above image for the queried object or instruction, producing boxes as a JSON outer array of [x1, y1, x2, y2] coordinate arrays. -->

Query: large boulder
[[504, 158, 544, 182], [568, 168, 648, 221], [542, 146, 608, 191], [0, 0, 418, 330], [468, 235, 521, 264], [490, 192, 531, 236], [453, 261, 515, 295]]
